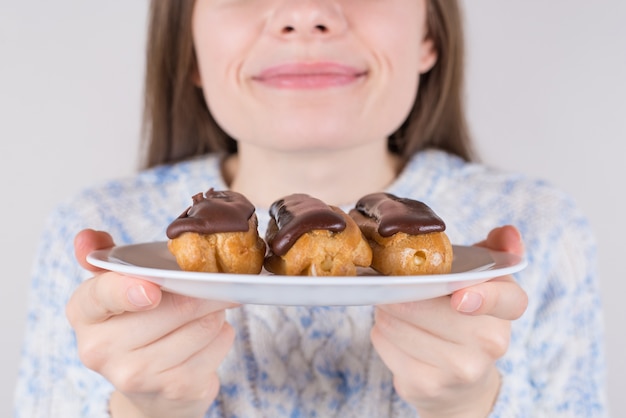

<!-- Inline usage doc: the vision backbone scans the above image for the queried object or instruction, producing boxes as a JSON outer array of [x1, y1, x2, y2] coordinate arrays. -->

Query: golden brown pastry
[[349, 193, 453, 276], [166, 189, 266, 274], [264, 194, 372, 276]]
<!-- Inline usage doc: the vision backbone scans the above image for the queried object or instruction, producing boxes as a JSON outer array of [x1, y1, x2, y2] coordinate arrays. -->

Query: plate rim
[[86, 242, 528, 287]]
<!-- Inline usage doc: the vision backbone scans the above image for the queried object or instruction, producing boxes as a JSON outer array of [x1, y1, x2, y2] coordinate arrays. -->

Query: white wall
[[1, 1, 624, 416], [0, 1, 148, 416]]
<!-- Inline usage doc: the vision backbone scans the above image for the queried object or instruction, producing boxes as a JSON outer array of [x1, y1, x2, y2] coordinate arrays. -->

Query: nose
[[266, 0, 347, 39]]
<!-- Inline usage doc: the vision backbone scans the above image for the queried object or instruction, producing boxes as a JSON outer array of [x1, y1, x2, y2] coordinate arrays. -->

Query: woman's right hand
[[66, 229, 237, 418]]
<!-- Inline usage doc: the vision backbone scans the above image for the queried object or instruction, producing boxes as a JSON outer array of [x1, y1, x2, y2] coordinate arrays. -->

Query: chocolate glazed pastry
[[166, 188, 266, 274], [349, 192, 453, 275], [264, 193, 372, 276]]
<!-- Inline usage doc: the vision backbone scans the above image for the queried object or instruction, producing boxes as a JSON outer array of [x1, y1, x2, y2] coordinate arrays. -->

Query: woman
[[16, 1, 606, 417]]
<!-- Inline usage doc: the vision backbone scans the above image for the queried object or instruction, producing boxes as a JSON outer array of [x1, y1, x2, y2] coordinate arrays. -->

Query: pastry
[[349, 192, 452, 275], [264, 193, 372, 276], [166, 188, 266, 274]]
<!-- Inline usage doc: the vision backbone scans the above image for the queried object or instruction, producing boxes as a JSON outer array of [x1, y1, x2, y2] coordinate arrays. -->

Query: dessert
[[264, 193, 372, 276], [166, 188, 266, 274], [349, 192, 453, 275]]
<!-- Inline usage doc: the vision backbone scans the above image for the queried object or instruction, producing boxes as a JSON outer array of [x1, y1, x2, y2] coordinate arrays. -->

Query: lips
[[252, 62, 367, 89]]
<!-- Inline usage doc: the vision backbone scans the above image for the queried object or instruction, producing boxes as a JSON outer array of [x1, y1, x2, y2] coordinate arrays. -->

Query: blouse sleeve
[[490, 197, 607, 417], [14, 202, 113, 418]]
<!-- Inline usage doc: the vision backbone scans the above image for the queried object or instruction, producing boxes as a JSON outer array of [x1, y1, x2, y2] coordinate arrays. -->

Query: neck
[[224, 142, 400, 208]]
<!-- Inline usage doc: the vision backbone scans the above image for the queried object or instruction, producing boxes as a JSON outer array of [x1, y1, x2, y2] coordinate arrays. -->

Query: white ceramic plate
[[87, 242, 527, 306]]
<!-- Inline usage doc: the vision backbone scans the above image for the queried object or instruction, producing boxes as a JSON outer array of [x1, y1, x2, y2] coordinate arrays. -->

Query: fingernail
[[456, 292, 482, 313], [127, 285, 153, 307]]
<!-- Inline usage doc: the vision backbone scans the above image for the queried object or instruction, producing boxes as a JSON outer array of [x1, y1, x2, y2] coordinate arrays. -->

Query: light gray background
[[1, 1, 624, 416]]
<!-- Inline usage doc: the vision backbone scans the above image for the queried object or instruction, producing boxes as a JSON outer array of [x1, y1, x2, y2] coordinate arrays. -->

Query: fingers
[[373, 307, 457, 366], [67, 272, 238, 344], [98, 293, 239, 349], [66, 273, 163, 325], [370, 324, 440, 389], [377, 298, 458, 340], [105, 323, 235, 417], [451, 276, 528, 320], [157, 323, 235, 400], [142, 320, 235, 386], [102, 317, 236, 396], [474, 225, 524, 257], [377, 295, 512, 346], [74, 229, 115, 271], [371, 315, 504, 411]]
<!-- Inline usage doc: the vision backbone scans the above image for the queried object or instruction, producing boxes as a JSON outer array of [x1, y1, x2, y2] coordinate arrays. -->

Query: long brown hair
[[141, 0, 474, 169]]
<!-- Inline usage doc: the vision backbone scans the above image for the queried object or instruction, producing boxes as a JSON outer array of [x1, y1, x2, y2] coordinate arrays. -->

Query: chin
[[271, 131, 364, 152]]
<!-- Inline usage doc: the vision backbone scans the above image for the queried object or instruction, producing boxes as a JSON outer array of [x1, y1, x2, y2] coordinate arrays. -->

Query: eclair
[[166, 188, 266, 274], [349, 193, 453, 275], [264, 193, 372, 276]]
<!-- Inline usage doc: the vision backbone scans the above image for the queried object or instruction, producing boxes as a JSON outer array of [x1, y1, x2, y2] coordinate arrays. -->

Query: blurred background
[[1, 1, 625, 416]]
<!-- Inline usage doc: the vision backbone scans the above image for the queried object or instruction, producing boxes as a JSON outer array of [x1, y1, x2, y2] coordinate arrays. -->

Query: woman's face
[[192, 0, 436, 152]]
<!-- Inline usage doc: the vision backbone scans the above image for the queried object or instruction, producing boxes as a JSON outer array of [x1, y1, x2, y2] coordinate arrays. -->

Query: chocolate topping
[[354, 192, 445, 237], [166, 188, 256, 239], [267, 194, 346, 256]]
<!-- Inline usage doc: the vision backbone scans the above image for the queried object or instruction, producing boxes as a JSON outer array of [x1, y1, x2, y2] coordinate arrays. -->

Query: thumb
[[66, 272, 163, 325]]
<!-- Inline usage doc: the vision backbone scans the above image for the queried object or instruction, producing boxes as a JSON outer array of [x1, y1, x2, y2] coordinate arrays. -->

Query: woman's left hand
[[371, 225, 528, 418]]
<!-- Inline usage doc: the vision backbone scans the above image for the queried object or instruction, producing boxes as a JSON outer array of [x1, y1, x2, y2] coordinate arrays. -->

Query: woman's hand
[[66, 229, 237, 418], [371, 225, 528, 418]]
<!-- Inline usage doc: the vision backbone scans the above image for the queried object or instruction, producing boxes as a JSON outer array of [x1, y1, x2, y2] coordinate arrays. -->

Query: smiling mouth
[[252, 62, 367, 89]]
